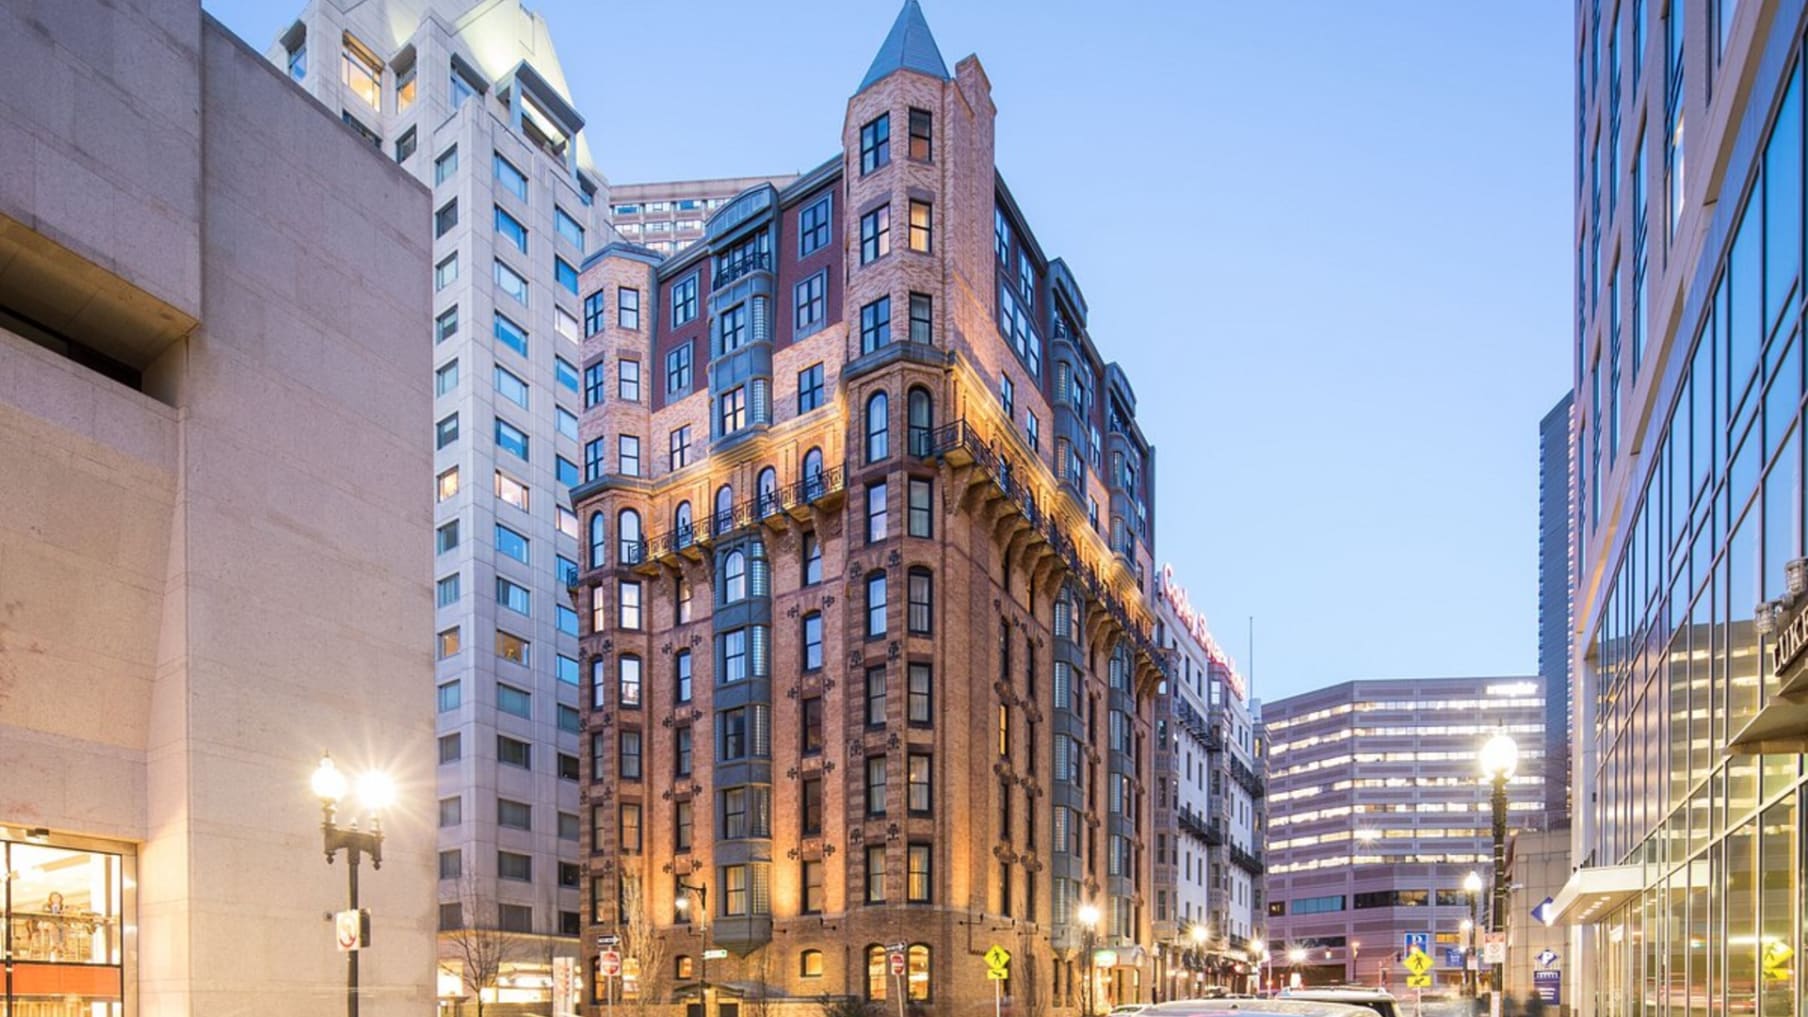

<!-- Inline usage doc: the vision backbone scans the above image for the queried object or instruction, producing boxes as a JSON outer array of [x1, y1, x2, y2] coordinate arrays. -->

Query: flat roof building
[[1261, 677, 1544, 991]]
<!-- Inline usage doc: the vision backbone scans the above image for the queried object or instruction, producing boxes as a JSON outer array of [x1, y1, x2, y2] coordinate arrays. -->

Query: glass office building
[[1560, 5, 1808, 1017]]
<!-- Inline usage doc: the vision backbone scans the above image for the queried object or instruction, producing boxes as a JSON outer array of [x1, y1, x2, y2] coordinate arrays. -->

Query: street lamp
[[1078, 904, 1101, 1015], [1479, 733, 1518, 1015], [1463, 868, 1483, 999], [675, 881, 710, 1013], [1191, 923, 1208, 990], [1287, 946, 1306, 989], [1350, 941, 1360, 986], [1251, 939, 1267, 995], [312, 753, 392, 1017]]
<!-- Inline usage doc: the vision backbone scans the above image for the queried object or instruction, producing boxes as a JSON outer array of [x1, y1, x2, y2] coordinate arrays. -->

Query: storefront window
[[3, 836, 129, 1015]]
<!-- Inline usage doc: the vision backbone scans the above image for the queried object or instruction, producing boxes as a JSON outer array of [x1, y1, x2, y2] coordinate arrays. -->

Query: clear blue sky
[[205, 0, 1575, 703]]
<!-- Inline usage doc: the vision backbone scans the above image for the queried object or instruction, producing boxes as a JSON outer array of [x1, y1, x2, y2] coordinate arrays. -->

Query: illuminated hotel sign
[[1158, 563, 1246, 701]]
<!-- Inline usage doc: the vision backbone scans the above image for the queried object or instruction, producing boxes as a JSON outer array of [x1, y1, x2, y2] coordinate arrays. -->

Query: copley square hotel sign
[[1158, 563, 1247, 701]]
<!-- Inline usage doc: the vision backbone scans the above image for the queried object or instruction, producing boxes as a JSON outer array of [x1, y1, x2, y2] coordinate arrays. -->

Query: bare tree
[[745, 945, 777, 1017], [441, 872, 518, 1017], [621, 872, 668, 1017]]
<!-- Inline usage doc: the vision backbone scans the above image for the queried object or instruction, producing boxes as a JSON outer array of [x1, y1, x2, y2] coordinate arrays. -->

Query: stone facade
[[0, 2, 436, 1014], [571, 5, 1165, 1015]]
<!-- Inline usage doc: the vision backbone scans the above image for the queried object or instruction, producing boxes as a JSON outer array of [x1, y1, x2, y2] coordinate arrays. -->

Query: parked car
[[1141, 999, 1379, 1017], [1278, 986, 1403, 1017]]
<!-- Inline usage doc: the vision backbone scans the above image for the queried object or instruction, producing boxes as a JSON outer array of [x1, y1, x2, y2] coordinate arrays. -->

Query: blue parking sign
[[1404, 933, 1430, 955]]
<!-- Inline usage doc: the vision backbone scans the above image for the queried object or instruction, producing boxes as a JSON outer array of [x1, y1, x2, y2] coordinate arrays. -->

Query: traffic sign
[[984, 944, 1011, 980], [598, 934, 621, 947], [334, 909, 370, 952], [1536, 950, 1560, 969], [1403, 950, 1433, 977], [600, 950, 622, 977], [1406, 974, 1433, 989], [1482, 932, 1507, 965], [703, 948, 729, 960], [1403, 932, 1430, 955]]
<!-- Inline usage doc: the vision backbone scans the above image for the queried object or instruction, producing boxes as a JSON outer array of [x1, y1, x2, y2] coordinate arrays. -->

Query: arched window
[[907, 943, 931, 1000], [907, 386, 933, 456], [803, 447, 826, 500], [714, 484, 734, 534], [588, 512, 606, 568], [617, 509, 642, 564], [757, 466, 779, 516], [800, 949, 824, 979], [865, 945, 887, 1000], [865, 391, 890, 463], [673, 501, 693, 548], [723, 550, 747, 603]]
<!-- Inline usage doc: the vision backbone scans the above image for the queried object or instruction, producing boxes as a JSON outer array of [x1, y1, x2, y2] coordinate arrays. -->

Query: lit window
[[908, 200, 932, 253]]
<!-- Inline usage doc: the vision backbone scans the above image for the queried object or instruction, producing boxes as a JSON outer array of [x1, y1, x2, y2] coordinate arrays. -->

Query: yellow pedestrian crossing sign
[[1404, 949, 1433, 977], [1407, 974, 1433, 988], [985, 945, 1011, 980]]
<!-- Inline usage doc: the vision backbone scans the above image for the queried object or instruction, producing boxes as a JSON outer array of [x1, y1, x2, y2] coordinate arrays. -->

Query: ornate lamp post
[[1350, 941, 1360, 986], [1464, 869, 1484, 998], [311, 753, 393, 1017], [1479, 733, 1519, 1015], [674, 882, 711, 1014], [1191, 923, 1208, 990], [1287, 947, 1306, 990], [1250, 939, 1267, 995], [1078, 904, 1101, 1015]]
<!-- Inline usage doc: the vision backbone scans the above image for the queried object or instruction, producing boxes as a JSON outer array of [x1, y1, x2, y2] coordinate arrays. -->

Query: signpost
[[1482, 932, 1507, 966], [334, 909, 370, 952], [985, 945, 1012, 1017], [1533, 970, 1562, 1005], [1402, 945, 1433, 1017], [600, 949, 621, 1017]]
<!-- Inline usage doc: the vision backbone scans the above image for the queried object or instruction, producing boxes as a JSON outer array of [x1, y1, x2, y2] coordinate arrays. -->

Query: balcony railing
[[1227, 842, 1265, 875], [714, 250, 772, 288], [631, 463, 848, 565], [923, 419, 1166, 675], [1177, 807, 1225, 847], [1228, 755, 1266, 798]]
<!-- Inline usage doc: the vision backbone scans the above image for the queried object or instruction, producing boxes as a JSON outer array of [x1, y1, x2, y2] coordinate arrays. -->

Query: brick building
[[571, 3, 1167, 1013]]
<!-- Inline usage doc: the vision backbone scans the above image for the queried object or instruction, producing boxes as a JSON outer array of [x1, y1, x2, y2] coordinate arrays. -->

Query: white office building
[[1152, 565, 1265, 996], [263, 0, 609, 1005]]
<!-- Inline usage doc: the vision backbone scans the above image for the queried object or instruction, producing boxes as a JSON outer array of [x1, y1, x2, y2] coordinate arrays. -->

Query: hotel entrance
[[1, 833, 130, 1016]]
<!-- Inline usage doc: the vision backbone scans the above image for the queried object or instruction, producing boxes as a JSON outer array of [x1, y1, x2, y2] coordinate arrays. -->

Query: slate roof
[[857, 0, 951, 92]]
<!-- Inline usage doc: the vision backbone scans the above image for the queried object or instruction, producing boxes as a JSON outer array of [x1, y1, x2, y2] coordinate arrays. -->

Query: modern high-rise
[[1261, 677, 1545, 990], [262, 0, 609, 999], [1556, 4, 1808, 1017], [1151, 565, 1266, 997], [608, 177, 800, 258], [1538, 392, 1576, 827], [0, 2, 437, 1014], [572, 2, 1167, 1013]]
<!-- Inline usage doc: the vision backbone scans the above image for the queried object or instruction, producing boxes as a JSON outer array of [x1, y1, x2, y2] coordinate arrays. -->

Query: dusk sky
[[205, 0, 1575, 703]]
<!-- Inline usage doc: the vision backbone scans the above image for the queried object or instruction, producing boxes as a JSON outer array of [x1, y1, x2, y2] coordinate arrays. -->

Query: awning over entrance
[[1725, 697, 1808, 754], [1550, 864, 1644, 925], [1778, 663, 1808, 703]]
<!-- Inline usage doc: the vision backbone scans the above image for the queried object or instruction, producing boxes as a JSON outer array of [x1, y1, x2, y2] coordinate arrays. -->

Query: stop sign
[[600, 950, 622, 977], [890, 951, 905, 976]]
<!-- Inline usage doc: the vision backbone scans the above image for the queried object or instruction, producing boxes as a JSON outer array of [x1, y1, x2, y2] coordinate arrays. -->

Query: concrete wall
[[0, 4, 437, 1015]]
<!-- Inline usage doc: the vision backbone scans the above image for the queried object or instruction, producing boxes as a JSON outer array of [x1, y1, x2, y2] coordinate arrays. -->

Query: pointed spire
[[857, 0, 951, 93]]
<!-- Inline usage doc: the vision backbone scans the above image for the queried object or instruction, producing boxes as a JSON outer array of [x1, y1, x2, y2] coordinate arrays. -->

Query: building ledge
[[1725, 697, 1808, 754], [1549, 863, 1642, 925]]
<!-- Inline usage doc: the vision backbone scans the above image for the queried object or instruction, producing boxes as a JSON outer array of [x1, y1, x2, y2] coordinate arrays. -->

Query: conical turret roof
[[857, 0, 951, 92]]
